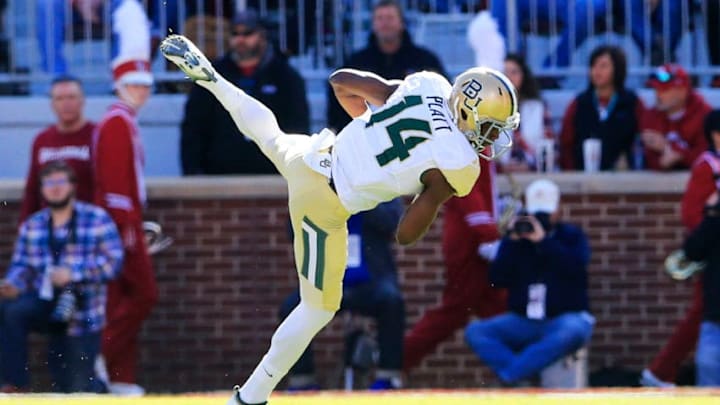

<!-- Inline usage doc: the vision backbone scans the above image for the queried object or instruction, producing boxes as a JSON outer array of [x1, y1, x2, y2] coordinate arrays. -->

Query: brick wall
[[0, 174, 696, 392]]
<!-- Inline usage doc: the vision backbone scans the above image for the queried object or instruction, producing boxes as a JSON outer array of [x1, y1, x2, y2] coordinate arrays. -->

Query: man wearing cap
[[180, 7, 310, 175], [464, 179, 593, 385], [91, 11, 157, 395], [641, 110, 720, 387], [641, 64, 711, 171]]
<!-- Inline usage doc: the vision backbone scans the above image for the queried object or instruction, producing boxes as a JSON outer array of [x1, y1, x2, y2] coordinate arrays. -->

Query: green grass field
[[3, 389, 720, 405]]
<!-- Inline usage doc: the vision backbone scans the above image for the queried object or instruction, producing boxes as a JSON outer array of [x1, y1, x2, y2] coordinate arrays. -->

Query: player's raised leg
[[159, 34, 288, 167]]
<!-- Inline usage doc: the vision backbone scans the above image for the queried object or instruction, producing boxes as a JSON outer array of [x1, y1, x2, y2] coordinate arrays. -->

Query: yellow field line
[[2, 389, 719, 405]]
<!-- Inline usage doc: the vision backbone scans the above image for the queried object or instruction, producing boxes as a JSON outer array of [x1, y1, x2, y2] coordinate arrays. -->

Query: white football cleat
[[226, 385, 267, 405], [160, 34, 217, 82]]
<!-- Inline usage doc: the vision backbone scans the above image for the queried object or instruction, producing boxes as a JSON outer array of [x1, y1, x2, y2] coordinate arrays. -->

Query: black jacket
[[326, 30, 446, 131], [684, 212, 720, 323], [571, 88, 641, 170], [491, 222, 591, 318], [181, 47, 310, 175]]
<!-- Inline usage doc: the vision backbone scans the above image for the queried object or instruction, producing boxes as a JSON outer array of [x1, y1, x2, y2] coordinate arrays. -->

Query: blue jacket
[[490, 222, 591, 318]]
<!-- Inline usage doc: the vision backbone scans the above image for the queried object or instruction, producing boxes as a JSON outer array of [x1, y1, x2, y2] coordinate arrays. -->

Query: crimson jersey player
[[643, 111, 720, 387], [404, 157, 507, 370], [20, 76, 94, 223], [93, 59, 158, 394]]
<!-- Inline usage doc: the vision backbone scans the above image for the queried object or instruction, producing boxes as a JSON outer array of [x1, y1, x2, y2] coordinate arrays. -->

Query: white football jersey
[[331, 71, 480, 214]]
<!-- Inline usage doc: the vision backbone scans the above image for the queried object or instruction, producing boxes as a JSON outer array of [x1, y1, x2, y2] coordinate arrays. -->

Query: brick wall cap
[[0, 171, 689, 202]]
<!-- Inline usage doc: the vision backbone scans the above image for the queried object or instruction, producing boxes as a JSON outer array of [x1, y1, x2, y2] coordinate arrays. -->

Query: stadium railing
[[0, 0, 719, 94]]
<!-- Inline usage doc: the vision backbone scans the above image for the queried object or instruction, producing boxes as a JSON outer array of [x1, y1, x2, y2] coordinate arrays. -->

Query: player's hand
[[706, 191, 719, 207], [641, 130, 667, 152], [0, 280, 20, 300], [659, 145, 682, 168], [50, 267, 73, 288], [523, 215, 546, 243]]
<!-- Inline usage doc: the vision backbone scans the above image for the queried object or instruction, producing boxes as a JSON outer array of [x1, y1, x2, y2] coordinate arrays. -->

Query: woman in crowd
[[559, 45, 645, 171], [499, 54, 553, 172]]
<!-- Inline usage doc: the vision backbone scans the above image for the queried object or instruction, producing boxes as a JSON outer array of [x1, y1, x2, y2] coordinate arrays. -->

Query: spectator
[[0, 161, 123, 393], [498, 54, 552, 172], [642, 64, 711, 171], [36, 0, 150, 75], [404, 157, 506, 371], [490, 0, 606, 69], [20, 76, 94, 223], [180, 7, 310, 175], [560, 45, 645, 171], [92, 46, 157, 395], [686, 191, 720, 386], [326, 0, 446, 132], [641, 111, 720, 388], [465, 179, 593, 385], [279, 199, 406, 390]]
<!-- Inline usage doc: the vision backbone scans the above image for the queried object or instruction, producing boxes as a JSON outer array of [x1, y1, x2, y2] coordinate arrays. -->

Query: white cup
[[536, 139, 555, 173], [583, 138, 602, 173]]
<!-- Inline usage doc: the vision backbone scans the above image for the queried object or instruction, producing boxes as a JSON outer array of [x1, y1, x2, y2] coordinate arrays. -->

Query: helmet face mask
[[450, 67, 520, 160]]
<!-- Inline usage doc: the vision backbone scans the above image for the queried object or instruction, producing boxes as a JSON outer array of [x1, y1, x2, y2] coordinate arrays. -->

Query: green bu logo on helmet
[[462, 79, 483, 100]]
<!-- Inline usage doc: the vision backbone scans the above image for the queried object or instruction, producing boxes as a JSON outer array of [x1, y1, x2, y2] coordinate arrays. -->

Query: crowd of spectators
[[3, 0, 720, 395]]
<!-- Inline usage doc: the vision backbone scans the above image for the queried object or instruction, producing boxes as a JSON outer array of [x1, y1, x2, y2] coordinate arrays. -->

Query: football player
[[160, 34, 520, 405]]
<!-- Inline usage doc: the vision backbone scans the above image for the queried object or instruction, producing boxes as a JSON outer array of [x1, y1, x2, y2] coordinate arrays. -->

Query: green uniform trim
[[301, 216, 328, 290]]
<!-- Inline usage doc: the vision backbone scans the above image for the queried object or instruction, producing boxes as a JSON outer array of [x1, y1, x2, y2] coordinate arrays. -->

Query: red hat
[[113, 59, 153, 87], [647, 64, 690, 90]]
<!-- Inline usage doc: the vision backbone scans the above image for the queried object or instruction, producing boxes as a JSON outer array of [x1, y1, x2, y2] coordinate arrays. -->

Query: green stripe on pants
[[301, 216, 328, 290]]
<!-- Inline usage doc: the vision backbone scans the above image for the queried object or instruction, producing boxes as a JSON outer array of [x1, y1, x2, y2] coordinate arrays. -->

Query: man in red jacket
[[92, 58, 157, 395], [641, 64, 711, 171], [642, 110, 720, 387], [403, 157, 507, 370], [20, 76, 95, 223]]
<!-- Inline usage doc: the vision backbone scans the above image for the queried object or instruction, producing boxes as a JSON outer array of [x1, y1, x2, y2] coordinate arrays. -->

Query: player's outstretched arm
[[329, 69, 400, 119], [396, 169, 455, 245]]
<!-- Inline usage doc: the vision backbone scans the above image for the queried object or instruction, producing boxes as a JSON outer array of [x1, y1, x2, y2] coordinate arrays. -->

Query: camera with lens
[[511, 212, 552, 236], [513, 217, 535, 235]]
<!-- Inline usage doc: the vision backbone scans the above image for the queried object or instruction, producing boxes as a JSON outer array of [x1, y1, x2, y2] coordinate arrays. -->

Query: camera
[[511, 212, 551, 236], [513, 218, 535, 234]]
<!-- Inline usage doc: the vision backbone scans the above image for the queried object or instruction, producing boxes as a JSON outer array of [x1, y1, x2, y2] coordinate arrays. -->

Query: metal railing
[[0, 0, 718, 93]]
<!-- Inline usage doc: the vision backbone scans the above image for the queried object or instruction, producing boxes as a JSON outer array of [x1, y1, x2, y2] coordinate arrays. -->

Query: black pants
[[278, 277, 405, 375], [0, 293, 102, 392]]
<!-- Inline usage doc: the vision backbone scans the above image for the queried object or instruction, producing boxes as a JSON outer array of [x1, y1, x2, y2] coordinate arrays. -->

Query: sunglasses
[[652, 68, 674, 83], [41, 178, 70, 188], [232, 29, 257, 37]]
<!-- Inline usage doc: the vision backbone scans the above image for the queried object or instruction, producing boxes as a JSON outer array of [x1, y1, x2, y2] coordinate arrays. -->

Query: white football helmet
[[449, 67, 520, 160]]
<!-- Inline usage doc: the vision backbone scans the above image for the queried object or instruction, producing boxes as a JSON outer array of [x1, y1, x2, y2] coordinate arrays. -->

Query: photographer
[[687, 191, 720, 386], [0, 161, 123, 393], [465, 179, 593, 385]]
